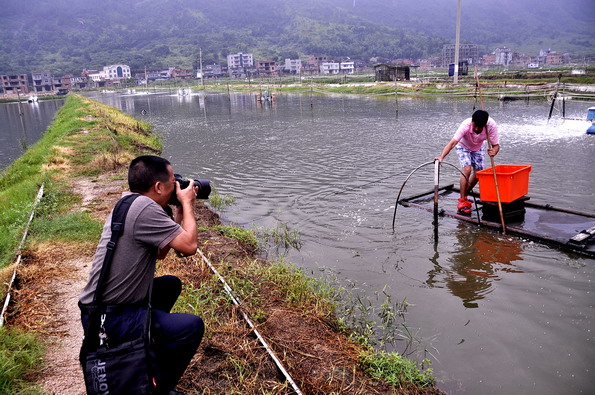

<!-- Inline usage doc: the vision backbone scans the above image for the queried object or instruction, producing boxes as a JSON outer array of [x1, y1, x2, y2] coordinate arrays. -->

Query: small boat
[[27, 95, 38, 103], [587, 107, 595, 135], [398, 184, 595, 257]]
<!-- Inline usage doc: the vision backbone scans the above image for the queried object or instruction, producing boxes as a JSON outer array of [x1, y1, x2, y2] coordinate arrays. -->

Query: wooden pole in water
[[433, 159, 440, 237], [547, 74, 562, 123], [16, 89, 23, 116], [394, 75, 398, 118], [475, 67, 506, 234]]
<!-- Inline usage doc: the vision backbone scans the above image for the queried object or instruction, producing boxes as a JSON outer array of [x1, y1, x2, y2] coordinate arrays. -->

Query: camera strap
[[93, 193, 141, 305]]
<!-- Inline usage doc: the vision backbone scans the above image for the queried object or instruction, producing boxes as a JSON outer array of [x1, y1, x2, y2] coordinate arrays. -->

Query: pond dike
[[0, 94, 441, 394]]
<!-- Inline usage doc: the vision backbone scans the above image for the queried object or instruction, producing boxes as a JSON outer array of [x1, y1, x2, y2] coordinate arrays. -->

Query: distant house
[[71, 75, 88, 89], [340, 61, 355, 74], [103, 64, 131, 81], [255, 60, 278, 76], [1, 74, 29, 95], [284, 58, 302, 75], [172, 68, 194, 79], [53, 74, 72, 92], [374, 64, 410, 81], [320, 62, 340, 74], [494, 47, 513, 66], [203, 64, 224, 79], [32, 70, 54, 92], [482, 53, 496, 66], [545, 52, 563, 65], [442, 44, 479, 67], [227, 53, 254, 69]]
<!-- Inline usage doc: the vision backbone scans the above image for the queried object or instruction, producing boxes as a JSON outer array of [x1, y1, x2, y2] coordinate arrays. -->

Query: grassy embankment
[[0, 94, 159, 393], [0, 94, 439, 393]]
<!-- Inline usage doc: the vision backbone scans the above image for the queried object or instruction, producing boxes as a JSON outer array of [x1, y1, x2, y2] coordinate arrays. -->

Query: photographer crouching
[[79, 155, 209, 394]]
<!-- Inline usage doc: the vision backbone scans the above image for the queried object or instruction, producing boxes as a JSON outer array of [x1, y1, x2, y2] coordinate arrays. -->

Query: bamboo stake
[[474, 67, 506, 234]]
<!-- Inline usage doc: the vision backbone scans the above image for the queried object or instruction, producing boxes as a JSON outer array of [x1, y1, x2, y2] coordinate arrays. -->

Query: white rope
[[195, 248, 303, 395], [0, 184, 44, 327]]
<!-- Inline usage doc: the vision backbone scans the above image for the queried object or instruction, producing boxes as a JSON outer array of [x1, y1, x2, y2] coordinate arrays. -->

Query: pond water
[[14, 90, 595, 394], [0, 99, 64, 170]]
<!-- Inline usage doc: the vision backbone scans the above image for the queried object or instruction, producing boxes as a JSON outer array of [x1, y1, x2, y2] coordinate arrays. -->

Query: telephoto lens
[[168, 174, 211, 206]]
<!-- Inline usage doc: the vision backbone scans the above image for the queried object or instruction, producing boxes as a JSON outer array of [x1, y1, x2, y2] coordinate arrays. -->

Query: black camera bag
[[80, 194, 160, 394]]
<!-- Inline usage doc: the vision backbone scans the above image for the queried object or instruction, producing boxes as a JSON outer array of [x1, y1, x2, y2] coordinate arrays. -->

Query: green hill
[[0, 0, 592, 75]]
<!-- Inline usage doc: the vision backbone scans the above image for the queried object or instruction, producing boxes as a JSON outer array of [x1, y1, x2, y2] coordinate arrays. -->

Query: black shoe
[[169, 391, 184, 395]]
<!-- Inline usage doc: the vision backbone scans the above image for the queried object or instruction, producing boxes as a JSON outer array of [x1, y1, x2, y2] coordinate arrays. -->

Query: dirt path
[[10, 177, 124, 393], [38, 257, 87, 395]]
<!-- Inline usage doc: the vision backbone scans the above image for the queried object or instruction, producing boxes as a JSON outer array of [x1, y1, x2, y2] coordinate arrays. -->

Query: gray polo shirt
[[79, 193, 182, 305]]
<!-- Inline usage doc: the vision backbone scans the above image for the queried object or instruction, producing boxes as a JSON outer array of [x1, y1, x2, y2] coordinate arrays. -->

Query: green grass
[[0, 327, 44, 394], [177, 248, 437, 389], [0, 94, 163, 394], [213, 225, 258, 250], [358, 349, 434, 389], [254, 221, 303, 253], [28, 212, 102, 243], [174, 276, 231, 326], [207, 185, 236, 211]]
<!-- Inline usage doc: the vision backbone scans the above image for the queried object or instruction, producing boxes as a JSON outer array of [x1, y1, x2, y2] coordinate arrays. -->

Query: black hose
[[392, 161, 435, 231], [392, 161, 481, 231]]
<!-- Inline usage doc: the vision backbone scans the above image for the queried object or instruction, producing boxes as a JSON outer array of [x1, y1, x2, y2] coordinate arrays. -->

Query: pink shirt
[[453, 117, 499, 151]]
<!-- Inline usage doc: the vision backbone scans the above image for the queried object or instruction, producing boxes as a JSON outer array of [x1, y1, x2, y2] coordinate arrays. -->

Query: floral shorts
[[456, 145, 484, 169]]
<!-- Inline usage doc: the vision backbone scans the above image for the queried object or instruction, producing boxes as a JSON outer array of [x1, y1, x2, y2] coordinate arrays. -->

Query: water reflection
[[0, 99, 64, 170], [427, 223, 524, 308]]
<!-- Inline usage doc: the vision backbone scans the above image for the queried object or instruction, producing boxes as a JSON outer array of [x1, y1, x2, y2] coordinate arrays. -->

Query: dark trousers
[[80, 275, 204, 392], [152, 275, 204, 391]]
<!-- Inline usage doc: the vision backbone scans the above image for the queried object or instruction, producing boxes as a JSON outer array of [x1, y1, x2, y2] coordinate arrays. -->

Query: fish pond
[[6, 90, 594, 394]]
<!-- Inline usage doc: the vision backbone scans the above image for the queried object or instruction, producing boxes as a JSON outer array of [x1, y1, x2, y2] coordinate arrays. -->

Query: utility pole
[[199, 47, 205, 89], [453, 0, 461, 83]]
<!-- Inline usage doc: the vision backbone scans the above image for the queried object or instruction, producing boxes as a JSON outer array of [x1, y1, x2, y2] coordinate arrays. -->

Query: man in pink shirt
[[436, 110, 500, 214]]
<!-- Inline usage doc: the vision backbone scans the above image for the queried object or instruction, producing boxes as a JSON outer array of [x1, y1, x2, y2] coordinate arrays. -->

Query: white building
[[494, 48, 513, 66], [284, 58, 302, 74], [227, 53, 254, 69], [88, 72, 103, 81], [340, 61, 355, 74], [320, 62, 340, 74], [88, 64, 131, 82], [103, 64, 131, 80]]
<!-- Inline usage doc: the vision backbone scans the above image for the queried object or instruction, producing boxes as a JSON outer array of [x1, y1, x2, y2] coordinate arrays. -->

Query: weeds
[[255, 221, 303, 253], [358, 349, 434, 389], [0, 327, 44, 394], [207, 185, 236, 211], [213, 225, 258, 250]]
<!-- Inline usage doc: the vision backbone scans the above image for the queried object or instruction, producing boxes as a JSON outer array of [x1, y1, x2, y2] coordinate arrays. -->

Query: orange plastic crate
[[477, 164, 532, 203]]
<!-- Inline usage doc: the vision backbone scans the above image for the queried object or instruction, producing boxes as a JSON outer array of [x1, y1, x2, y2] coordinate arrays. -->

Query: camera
[[168, 173, 211, 206]]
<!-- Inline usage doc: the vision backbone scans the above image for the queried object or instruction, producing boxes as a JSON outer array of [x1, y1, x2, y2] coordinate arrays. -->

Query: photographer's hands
[[166, 181, 198, 257]]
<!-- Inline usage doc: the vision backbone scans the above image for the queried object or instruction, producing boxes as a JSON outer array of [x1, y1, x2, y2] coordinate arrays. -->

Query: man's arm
[[436, 139, 458, 161], [487, 144, 500, 157], [158, 182, 198, 258]]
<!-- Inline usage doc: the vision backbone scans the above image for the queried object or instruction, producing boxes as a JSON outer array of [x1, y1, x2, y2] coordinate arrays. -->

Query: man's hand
[[175, 181, 198, 208], [487, 144, 500, 157], [164, 181, 198, 257]]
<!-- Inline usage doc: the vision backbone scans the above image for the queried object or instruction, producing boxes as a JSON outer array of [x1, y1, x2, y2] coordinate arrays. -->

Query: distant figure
[[435, 110, 500, 215]]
